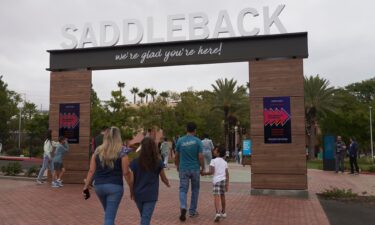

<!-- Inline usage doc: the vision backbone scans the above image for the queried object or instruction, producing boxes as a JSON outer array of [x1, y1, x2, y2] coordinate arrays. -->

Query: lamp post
[[18, 93, 26, 152], [370, 106, 374, 163]]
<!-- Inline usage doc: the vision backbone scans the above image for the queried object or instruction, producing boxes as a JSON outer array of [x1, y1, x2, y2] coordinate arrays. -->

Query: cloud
[[0, 0, 374, 108]]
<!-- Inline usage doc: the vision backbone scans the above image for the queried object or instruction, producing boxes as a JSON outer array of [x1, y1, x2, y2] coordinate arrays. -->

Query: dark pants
[[335, 152, 345, 173], [349, 156, 359, 173]]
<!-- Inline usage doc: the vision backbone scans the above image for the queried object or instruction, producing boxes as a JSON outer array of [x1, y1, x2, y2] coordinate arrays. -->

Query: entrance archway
[[47, 32, 308, 191]]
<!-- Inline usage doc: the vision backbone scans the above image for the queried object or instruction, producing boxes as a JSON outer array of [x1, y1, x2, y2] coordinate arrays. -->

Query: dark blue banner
[[263, 97, 291, 144], [59, 103, 80, 144]]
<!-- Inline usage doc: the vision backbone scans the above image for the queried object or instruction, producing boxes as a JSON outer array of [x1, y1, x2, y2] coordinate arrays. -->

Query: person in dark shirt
[[349, 137, 359, 174], [130, 137, 170, 225], [94, 126, 109, 151], [335, 136, 346, 173], [83, 126, 132, 225]]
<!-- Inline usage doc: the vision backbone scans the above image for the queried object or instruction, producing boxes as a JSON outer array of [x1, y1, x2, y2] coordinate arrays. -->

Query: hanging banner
[[59, 103, 80, 144], [243, 139, 252, 156], [263, 97, 291, 144]]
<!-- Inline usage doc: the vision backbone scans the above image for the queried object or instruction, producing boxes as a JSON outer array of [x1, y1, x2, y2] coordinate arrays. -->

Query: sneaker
[[221, 212, 227, 218], [179, 208, 187, 221], [214, 213, 221, 222], [51, 181, 60, 188], [189, 211, 199, 218], [36, 180, 44, 185], [56, 179, 63, 187]]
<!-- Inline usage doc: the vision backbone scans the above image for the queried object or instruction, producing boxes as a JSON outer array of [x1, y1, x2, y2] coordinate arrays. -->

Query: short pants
[[212, 180, 226, 195], [53, 162, 64, 171]]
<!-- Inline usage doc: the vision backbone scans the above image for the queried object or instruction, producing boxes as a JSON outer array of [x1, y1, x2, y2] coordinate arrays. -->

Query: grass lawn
[[307, 158, 375, 172]]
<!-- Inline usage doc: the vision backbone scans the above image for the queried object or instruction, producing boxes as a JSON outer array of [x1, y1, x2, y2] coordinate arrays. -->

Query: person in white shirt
[[202, 145, 229, 222], [36, 130, 58, 184], [201, 134, 214, 172]]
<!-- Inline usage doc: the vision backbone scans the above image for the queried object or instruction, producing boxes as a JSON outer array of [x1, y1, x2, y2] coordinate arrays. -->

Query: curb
[[0, 175, 37, 182]]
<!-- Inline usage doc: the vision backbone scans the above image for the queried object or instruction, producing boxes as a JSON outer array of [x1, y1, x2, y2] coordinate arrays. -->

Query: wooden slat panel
[[251, 154, 306, 174], [252, 174, 307, 190], [251, 135, 306, 155], [64, 161, 89, 171], [49, 70, 91, 184], [62, 171, 87, 184], [249, 59, 307, 190], [249, 59, 304, 97]]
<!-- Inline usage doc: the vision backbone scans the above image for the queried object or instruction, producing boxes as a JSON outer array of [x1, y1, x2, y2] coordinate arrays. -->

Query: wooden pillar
[[249, 59, 307, 190], [49, 70, 91, 184]]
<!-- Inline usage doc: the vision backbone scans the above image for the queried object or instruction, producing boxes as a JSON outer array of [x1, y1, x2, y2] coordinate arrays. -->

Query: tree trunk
[[133, 95, 136, 104], [308, 121, 316, 160]]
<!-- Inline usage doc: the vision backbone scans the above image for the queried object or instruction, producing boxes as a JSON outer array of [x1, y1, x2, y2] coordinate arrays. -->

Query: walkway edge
[[251, 189, 309, 199]]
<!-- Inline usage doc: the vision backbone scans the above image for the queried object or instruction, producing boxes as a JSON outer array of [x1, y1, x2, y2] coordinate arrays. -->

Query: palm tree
[[211, 78, 248, 153], [305, 75, 337, 160], [143, 88, 151, 103], [130, 87, 139, 104], [117, 81, 125, 96], [149, 89, 158, 102], [159, 91, 170, 102], [138, 92, 146, 104]]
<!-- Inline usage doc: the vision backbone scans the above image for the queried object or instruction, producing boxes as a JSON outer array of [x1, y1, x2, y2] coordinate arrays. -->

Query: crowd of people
[[37, 122, 230, 225]]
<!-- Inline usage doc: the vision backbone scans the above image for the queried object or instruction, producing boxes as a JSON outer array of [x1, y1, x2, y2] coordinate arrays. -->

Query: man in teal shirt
[[175, 122, 204, 221]]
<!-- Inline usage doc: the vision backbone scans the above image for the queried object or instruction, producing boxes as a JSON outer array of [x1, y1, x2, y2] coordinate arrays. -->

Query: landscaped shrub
[[2, 162, 23, 176], [319, 187, 358, 199], [25, 165, 39, 177], [368, 165, 375, 173], [5, 148, 22, 156]]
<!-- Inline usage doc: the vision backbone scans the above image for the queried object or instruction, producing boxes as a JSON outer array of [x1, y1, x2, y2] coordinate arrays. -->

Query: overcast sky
[[1, 0, 374, 109]]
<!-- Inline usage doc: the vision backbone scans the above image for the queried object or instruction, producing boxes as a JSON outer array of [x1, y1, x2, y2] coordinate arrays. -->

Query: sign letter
[[147, 17, 165, 43], [100, 21, 120, 47], [78, 23, 98, 48], [212, 10, 236, 38], [263, 5, 287, 35], [167, 14, 186, 42], [123, 19, 144, 45], [188, 13, 210, 40], [237, 8, 260, 36], [60, 24, 78, 49]]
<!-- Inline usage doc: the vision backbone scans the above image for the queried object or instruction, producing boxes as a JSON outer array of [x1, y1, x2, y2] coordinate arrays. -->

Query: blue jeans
[[179, 170, 200, 215], [135, 201, 157, 225], [95, 184, 124, 225], [37, 155, 53, 180]]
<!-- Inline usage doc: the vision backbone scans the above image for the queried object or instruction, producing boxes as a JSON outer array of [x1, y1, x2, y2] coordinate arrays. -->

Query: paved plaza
[[0, 163, 374, 225]]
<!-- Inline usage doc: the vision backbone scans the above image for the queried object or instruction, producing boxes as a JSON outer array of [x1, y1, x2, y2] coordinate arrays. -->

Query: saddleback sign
[[60, 5, 287, 49]]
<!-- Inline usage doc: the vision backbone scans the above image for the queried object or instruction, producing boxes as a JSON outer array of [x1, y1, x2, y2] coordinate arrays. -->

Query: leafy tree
[[130, 87, 139, 104], [0, 76, 21, 148], [24, 113, 49, 157], [304, 75, 337, 160], [345, 77, 375, 103], [211, 78, 249, 152], [91, 89, 109, 136]]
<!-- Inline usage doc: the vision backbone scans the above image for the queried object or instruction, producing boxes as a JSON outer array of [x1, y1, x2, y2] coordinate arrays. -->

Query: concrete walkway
[[0, 164, 374, 225]]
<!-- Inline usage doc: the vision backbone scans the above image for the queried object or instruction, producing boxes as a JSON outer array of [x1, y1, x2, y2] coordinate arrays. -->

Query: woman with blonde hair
[[83, 126, 132, 225]]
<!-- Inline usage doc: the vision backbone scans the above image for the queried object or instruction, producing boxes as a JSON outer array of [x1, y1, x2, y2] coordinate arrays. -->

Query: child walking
[[52, 136, 69, 188], [202, 145, 229, 222], [130, 137, 171, 225]]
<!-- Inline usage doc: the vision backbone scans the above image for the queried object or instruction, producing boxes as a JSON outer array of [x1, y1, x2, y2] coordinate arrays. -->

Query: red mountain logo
[[59, 113, 79, 129], [263, 108, 291, 126]]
